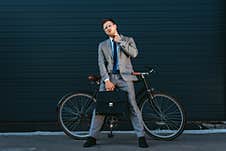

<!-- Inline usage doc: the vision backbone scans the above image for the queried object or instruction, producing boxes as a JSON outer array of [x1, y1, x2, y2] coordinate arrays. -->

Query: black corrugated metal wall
[[0, 0, 225, 129]]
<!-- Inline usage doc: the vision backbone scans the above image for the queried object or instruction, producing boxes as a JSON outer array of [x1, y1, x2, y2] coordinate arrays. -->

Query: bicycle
[[57, 67, 186, 141]]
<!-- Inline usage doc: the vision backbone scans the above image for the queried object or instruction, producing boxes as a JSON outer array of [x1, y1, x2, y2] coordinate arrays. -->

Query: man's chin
[[106, 32, 115, 37], [108, 34, 115, 38]]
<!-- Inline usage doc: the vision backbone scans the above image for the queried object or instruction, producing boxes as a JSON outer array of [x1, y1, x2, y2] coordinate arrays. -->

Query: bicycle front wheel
[[57, 93, 96, 140], [140, 92, 186, 141]]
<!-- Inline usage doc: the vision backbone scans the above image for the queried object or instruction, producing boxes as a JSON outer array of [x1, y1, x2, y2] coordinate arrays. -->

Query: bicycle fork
[[141, 74, 162, 116], [146, 92, 164, 119]]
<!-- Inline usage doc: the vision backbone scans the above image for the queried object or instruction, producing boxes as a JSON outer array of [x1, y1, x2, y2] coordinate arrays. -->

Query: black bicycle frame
[[136, 74, 162, 115]]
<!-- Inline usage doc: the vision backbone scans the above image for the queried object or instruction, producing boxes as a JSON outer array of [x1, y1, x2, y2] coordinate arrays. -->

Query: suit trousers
[[89, 74, 145, 138]]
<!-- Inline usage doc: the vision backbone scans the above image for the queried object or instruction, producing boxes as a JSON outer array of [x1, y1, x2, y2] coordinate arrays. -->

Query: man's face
[[103, 21, 117, 37]]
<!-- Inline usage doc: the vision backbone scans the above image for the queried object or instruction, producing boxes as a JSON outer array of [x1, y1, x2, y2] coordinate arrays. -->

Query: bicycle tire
[[57, 92, 96, 140], [140, 92, 186, 141]]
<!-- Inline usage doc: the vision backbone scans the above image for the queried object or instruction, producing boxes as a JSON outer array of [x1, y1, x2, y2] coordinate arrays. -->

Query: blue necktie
[[112, 40, 118, 73]]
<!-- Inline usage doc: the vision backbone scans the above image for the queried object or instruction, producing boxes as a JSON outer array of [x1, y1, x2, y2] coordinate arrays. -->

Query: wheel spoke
[[167, 120, 180, 130], [62, 107, 80, 116], [142, 112, 160, 119], [58, 93, 95, 139], [141, 93, 185, 140], [68, 100, 80, 114], [165, 110, 181, 116], [163, 103, 176, 114]]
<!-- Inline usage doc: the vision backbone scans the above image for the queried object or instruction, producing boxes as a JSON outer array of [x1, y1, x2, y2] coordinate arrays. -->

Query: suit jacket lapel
[[106, 39, 113, 59], [119, 34, 125, 57], [104, 37, 125, 59]]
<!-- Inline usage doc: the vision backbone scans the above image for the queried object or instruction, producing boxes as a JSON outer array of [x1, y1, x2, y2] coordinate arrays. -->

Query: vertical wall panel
[[0, 0, 225, 125]]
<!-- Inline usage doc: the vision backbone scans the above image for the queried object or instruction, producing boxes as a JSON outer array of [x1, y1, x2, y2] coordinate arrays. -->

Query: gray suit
[[89, 35, 145, 137], [98, 35, 138, 82]]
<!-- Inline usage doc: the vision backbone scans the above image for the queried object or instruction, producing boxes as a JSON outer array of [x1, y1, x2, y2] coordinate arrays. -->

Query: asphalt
[[0, 132, 226, 151]]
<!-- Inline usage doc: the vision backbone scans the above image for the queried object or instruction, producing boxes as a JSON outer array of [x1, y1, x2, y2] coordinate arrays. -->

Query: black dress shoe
[[83, 137, 96, 147], [138, 136, 149, 148]]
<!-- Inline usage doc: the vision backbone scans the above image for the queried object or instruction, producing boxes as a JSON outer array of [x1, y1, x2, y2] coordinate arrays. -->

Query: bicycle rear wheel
[[140, 92, 186, 141], [57, 93, 96, 140]]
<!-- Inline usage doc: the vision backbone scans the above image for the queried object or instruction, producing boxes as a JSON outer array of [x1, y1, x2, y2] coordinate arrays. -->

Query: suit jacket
[[98, 35, 138, 84]]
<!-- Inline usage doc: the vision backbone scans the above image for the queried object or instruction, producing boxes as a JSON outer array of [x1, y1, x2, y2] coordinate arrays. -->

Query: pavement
[[0, 132, 226, 151]]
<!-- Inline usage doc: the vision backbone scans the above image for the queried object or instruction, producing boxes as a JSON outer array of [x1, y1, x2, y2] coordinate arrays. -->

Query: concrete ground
[[0, 132, 226, 151]]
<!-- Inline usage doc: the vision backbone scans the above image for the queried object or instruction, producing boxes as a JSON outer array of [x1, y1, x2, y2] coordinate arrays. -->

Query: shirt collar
[[109, 37, 113, 42]]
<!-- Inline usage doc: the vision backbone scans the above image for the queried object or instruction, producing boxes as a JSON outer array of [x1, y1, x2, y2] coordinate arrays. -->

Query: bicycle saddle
[[88, 75, 101, 82]]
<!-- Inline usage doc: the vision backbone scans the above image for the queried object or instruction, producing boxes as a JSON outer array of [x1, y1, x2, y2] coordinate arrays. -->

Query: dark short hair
[[101, 18, 116, 27]]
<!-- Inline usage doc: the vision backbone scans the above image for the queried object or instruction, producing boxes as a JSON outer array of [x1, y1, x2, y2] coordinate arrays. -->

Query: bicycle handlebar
[[132, 68, 155, 76]]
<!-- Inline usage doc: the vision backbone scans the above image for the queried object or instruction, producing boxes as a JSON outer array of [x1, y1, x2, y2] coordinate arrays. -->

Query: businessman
[[83, 18, 149, 148]]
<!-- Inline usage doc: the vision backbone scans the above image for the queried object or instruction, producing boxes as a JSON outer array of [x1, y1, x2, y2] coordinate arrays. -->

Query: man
[[83, 18, 149, 148]]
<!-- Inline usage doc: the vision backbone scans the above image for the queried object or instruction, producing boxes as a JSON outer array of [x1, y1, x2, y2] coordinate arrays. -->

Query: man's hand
[[113, 34, 121, 43], [105, 80, 115, 91]]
